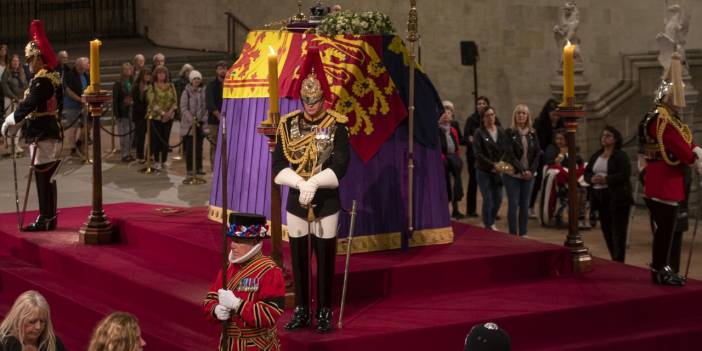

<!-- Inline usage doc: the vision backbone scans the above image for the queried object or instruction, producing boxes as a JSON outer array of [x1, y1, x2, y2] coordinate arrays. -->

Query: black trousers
[[150, 120, 171, 163], [35, 161, 59, 218], [465, 154, 478, 214], [183, 128, 204, 172], [644, 198, 678, 270], [592, 188, 630, 262], [444, 154, 464, 203], [134, 119, 146, 159]]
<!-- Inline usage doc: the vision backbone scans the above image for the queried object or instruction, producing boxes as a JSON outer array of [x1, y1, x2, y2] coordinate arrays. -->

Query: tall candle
[[562, 41, 575, 106], [267, 46, 279, 115], [89, 39, 102, 91]]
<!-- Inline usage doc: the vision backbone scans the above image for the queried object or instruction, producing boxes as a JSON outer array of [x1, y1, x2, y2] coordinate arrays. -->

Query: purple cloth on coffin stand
[[209, 97, 450, 238]]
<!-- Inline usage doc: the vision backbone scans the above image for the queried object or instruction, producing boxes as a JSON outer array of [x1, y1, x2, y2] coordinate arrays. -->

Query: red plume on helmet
[[28, 20, 58, 69], [291, 46, 332, 104]]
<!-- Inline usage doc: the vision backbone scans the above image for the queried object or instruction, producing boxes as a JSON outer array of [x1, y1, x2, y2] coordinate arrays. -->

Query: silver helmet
[[654, 79, 674, 104]]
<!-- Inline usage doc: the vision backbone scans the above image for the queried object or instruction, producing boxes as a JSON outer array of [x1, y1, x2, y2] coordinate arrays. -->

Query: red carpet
[[0, 203, 701, 350]]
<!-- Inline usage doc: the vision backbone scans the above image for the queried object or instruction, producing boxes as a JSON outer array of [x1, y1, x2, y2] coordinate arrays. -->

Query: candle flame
[[566, 40, 572, 47], [268, 46, 276, 56]]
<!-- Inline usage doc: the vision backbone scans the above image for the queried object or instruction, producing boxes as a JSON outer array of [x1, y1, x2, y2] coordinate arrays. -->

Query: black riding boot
[[24, 161, 58, 232], [284, 236, 311, 330], [315, 236, 337, 333], [644, 198, 686, 286]]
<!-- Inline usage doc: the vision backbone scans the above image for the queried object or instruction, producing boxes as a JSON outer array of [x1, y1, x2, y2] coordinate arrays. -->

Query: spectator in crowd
[[113, 62, 135, 162], [2, 54, 27, 109], [0, 44, 7, 119], [131, 68, 151, 163], [180, 69, 207, 176], [503, 104, 541, 237], [86, 312, 145, 351], [55, 50, 69, 79], [1, 54, 28, 155], [439, 100, 465, 219], [584, 126, 632, 262], [531, 98, 563, 218], [151, 53, 166, 73], [206, 61, 227, 171], [0, 290, 66, 351], [173, 63, 193, 106], [62, 57, 89, 157], [464, 322, 511, 351], [473, 107, 506, 230], [543, 129, 587, 228], [463, 96, 490, 217], [147, 65, 177, 170], [132, 54, 145, 83]]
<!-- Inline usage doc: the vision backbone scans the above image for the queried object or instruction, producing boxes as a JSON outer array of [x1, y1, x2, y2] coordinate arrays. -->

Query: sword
[[337, 200, 357, 329], [10, 137, 21, 230], [19, 140, 39, 231], [684, 177, 702, 279]]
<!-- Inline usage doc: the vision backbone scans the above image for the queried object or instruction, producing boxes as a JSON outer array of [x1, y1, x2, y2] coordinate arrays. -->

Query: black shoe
[[651, 266, 686, 286], [23, 215, 57, 232], [315, 307, 333, 333], [467, 212, 479, 218], [451, 210, 466, 219], [284, 306, 310, 330]]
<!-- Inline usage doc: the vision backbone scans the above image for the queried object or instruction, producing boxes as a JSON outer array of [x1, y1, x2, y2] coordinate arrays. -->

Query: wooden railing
[[225, 12, 252, 58], [0, 0, 137, 48]]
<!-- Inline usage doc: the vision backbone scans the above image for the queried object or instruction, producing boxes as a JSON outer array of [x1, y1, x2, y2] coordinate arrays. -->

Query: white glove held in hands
[[218, 289, 242, 311], [214, 304, 231, 321], [299, 180, 318, 206]]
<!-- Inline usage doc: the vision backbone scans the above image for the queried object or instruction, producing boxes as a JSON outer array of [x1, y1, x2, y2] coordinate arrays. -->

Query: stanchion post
[[138, 118, 159, 174], [183, 121, 206, 185]]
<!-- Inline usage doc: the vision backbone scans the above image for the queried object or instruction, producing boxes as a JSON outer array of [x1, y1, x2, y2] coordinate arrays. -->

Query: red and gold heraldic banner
[[224, 30, 408, 163]]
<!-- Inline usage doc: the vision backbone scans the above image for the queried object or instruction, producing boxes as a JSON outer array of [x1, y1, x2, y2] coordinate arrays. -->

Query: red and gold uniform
[[203, 253, 285, 351], [638, 72, 700, 286]]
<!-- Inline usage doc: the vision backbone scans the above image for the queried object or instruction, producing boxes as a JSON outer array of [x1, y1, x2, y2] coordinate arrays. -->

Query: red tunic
[[644, 112, 696, 202], [203, 254, 285, 351]]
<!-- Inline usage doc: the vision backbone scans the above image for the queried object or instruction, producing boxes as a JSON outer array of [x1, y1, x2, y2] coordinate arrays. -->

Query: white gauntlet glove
[[693, 147, 702, 175], [274, 168, 305, 189], [1, 113, 16, 137], [299, 181, 318, 206], [217, 289, 242, 311], [307, 168, 339, 189], [214, 304, 231, 321]]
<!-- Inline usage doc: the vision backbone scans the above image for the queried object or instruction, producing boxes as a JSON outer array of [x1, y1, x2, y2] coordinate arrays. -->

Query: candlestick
[[268, 46, 279, 116], [562, 41, 575, 107], [89, 39, 101, 92]]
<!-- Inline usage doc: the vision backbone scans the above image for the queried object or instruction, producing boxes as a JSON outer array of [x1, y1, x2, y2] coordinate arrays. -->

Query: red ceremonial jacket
[[203, 253, 285, 351], [643, 111, 696, 202]]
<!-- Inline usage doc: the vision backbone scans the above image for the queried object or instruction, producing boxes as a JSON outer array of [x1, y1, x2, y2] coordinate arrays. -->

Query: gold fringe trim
[[207, 205, 454, 254]]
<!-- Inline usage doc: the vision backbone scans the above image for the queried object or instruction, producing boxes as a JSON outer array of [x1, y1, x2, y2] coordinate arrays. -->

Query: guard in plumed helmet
[[638, 52, 702, 286], [203, 213, 285, 351], [1, 20, 63, 231], [272, 46, 350, 333]]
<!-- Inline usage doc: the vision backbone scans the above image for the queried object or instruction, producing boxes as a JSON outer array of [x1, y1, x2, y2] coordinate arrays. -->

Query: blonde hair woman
[[87, 312, 145, 351], [0, 290, 64, 351], [502, 104, 541, 237]]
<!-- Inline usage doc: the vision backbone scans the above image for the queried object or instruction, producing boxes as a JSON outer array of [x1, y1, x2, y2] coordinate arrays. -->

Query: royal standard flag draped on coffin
[[225, 30, 442, 162]]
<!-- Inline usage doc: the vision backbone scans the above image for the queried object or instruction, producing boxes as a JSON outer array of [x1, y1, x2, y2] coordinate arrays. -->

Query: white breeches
[[286, 211, 339, 239], [29, 140, 59, 166]]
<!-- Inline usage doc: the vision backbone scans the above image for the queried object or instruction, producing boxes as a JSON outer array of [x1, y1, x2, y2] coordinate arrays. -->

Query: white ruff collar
[[229, 242, 263, 264]]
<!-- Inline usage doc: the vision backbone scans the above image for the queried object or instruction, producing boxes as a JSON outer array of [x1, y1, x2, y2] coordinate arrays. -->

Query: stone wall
[[136, 0, 702, 126]]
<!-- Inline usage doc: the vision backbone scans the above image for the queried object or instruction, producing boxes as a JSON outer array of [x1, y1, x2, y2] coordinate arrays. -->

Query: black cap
[[228, 213, 266, 227], [464, 322, 511, 351]]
